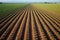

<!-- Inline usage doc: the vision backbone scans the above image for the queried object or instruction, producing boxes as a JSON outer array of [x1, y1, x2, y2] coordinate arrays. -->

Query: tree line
[[0, 2, 2, 4]]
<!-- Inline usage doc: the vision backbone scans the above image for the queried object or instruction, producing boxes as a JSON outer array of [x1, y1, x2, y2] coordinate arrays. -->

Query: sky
[[0, 0, 60, 3]]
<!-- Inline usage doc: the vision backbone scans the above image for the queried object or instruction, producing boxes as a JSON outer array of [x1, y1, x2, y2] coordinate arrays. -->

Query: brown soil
[[0, 6, 60, 40]]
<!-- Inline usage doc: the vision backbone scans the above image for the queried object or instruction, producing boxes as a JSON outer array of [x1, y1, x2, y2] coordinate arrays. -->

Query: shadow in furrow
[[0, 10, 25, 40], [41, 14, 59, 40], [0, 9, 23, 29], [0, 8, 23, 24], [35, 11, 50, 40], [0, 12, 21, 36], [43, 13, 60, 33], [0, 15, 16, 36], [43, 13, 60, 31], [0, 11, 15, 23], [0, 13, 16, 29], [13, 11, 26, 40], [0, 10, 22, 31], [29, 11, 32, 40], [0, 14, 20, 40], [41, 10, 60, 23], [0, 12, 17, 25], [37, 11, 59, 40], [37, 9, 60, 34], [45, 13, 60, 25], [20, 11, 28, 40], [32, 11, 41, 40]]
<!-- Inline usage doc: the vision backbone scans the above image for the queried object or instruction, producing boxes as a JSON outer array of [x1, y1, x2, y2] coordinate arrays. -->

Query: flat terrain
[[0, 4, 60, 40], [32, 4, 60, 20], [0, 4, 27, 19], [32, 4, 60, 13]]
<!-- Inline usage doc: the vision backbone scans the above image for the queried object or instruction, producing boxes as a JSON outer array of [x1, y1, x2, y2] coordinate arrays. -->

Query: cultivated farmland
[[0, 4, 27, 19], [0, 4, 60, 40], [32, 4, 60, 13]]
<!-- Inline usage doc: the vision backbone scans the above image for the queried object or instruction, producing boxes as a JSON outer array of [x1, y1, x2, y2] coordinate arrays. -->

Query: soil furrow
[[43, 13, 60, 32], [0, 9, 23, 29], [43, 12, 60, 28], [32, 10, 41, 40], [40, 9, 60, 23], [46, 11, 60, 24], [35, 10, 57, 40], [33, 10, 47, 40], [37, 9, 60, 33], [0, 8, 23, 23], [0, 10, 24, 36], [36, 10, 60, 39], [0, 5, 60, 40], [15, 10, 27, 40], [0, 9, 25, 40]]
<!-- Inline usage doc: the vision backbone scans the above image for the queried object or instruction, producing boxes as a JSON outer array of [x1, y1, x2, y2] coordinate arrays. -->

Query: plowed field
[[0, 5, 60, 40]]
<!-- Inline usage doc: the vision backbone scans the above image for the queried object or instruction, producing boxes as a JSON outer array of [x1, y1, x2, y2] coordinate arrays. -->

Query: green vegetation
[[32, 4, 60, 13], [0, 3, 60, 19], [0, 3, 27, 19]]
